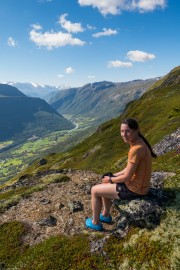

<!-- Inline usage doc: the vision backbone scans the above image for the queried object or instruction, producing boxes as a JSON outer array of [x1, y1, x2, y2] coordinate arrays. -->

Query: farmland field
[[0, 118, 96, 184]]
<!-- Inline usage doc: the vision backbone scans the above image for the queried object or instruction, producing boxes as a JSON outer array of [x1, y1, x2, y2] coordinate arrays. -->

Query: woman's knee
[[91, 184, 101, 196]]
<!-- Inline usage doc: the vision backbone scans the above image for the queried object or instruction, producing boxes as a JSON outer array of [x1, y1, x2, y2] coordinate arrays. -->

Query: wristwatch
[[109, 177, 113, 184]]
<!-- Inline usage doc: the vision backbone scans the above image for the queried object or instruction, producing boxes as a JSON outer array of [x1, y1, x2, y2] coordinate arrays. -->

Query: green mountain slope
[[0, 84, 74, 141], [19, 66, 179, 175]]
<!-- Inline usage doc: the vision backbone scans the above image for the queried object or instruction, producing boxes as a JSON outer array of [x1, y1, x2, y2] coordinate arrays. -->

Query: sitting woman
[[85, 118, 157, 231]]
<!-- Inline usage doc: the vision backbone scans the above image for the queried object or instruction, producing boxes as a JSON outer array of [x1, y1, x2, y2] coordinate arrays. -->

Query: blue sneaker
[[85, 218, 103, 231], [100, 213, 112, 223]]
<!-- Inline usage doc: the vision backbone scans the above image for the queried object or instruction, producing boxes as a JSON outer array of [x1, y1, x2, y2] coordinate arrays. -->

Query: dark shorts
[[116, 183, 143, 200]]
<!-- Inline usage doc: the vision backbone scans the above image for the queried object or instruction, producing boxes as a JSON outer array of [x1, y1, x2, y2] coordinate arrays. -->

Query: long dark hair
[[122, 118, 157, 158]]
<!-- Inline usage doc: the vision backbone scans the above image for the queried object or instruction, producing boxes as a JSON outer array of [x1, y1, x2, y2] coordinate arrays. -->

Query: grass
[[0, 223, 108, 270], [0, 221, 29, 267]]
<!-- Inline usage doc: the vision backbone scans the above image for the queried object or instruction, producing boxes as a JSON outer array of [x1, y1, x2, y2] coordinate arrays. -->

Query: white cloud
[[31, 24, 42, 30], [58, 74, 64, 78], [127, 50, 155, 62], [7, 37, 16, 47], [108, 60, 133, 68], [78, 0, 166, 15], [87, 24, 96, 30], [88, 75, 95, 78], [65, 67, 75, 74], [93, 28, 118, 38], [29, 25, 85, 49], [58, 14, 84, 33], [131, 0, 166, 12]]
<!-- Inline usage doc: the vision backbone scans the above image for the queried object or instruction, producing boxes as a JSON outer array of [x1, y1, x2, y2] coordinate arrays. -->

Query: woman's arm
[[113, 168, 127, 177], [102, 161, 138, 184]]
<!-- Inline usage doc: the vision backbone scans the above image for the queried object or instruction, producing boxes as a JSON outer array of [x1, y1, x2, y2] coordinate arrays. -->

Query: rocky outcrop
[[153, 128, 180, 156]]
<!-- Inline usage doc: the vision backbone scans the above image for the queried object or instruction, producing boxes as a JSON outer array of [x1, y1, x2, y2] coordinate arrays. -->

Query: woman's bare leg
[[91, 183, 119, 225], [102, 197, 112, 217]]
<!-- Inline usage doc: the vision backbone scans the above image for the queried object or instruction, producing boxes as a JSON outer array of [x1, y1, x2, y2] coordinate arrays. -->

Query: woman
[[85, 118, 157, 231]]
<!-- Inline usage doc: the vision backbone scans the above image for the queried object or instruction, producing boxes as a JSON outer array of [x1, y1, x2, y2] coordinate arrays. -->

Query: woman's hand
[[102, 176, 111, 184]]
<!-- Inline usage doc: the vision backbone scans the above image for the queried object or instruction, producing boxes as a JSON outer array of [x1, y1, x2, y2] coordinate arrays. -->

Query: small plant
[[51, 175, 70, 183]]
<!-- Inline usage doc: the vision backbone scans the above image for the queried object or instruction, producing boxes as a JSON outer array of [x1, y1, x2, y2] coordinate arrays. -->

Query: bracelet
[[109, 177, 113, 184]]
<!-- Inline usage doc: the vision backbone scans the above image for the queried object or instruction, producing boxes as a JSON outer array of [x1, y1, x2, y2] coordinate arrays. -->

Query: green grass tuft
[[0, 221, 29, 267]]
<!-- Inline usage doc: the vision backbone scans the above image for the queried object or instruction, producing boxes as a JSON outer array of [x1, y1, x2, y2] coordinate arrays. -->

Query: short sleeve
[[128, 147, 142, 164]]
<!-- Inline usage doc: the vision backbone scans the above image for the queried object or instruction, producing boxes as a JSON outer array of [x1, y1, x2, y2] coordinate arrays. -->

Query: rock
[[39, 159, 47, 166], [40, 199, 51, 205], [153, 128, 180, 156], [38, 215, 57, 226], [0, 262, 6, 269], [68, 218, 74, 226], [59, 203, 65, 209], [112, 171, 175, 231], [79, 184, 93, 195], [90, 237, 107, 255], [68, 201, 84, 213], [114, 198, 164, 229], [19, 174, 31, 181]]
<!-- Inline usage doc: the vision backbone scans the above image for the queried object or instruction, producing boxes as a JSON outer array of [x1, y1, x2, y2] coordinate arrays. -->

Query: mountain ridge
[[0, 84, 74, 141], [1, 82, 70, 99], [50, 78, 158, 126]]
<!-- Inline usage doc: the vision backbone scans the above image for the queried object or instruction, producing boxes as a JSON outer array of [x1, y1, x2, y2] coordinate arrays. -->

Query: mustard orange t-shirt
[[125, 139, 152, 195]]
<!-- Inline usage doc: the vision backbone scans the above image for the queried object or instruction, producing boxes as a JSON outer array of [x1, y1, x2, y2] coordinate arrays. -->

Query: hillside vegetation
[[0, 66, 179, 270]]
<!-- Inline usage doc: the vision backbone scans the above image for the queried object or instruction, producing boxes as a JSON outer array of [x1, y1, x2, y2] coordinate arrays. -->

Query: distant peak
[[57, 85, 71, 90]]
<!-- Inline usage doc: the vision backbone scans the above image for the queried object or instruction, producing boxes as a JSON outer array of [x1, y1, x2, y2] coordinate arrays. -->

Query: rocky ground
[[0, 128, 179, 250], [0, 170, 125, 247]]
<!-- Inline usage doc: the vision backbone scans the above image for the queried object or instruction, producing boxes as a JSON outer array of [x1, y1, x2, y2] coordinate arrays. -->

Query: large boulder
[[113, 172, 175, 233]]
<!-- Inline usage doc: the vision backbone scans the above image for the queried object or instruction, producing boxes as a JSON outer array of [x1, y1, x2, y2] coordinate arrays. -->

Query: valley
[[0, 117, 96, 184]]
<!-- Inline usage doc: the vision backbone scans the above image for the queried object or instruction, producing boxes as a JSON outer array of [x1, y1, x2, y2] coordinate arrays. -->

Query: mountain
[[1, 82, 70, 100], [20, 66, 179, 173], [0, 84, 74, 141], [49, 79, 158, 126], [0, 84, 26, 97]]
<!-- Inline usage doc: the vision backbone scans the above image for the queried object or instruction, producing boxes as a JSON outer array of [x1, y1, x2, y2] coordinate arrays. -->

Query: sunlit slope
[[12, 66, 180, 178]]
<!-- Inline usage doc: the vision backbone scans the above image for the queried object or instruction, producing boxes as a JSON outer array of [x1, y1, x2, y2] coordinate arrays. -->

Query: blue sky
[[0, 0, 179, 87]]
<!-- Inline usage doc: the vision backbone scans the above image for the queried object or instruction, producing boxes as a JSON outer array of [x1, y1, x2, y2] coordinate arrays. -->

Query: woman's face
[[120, 124, 138, 144]]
